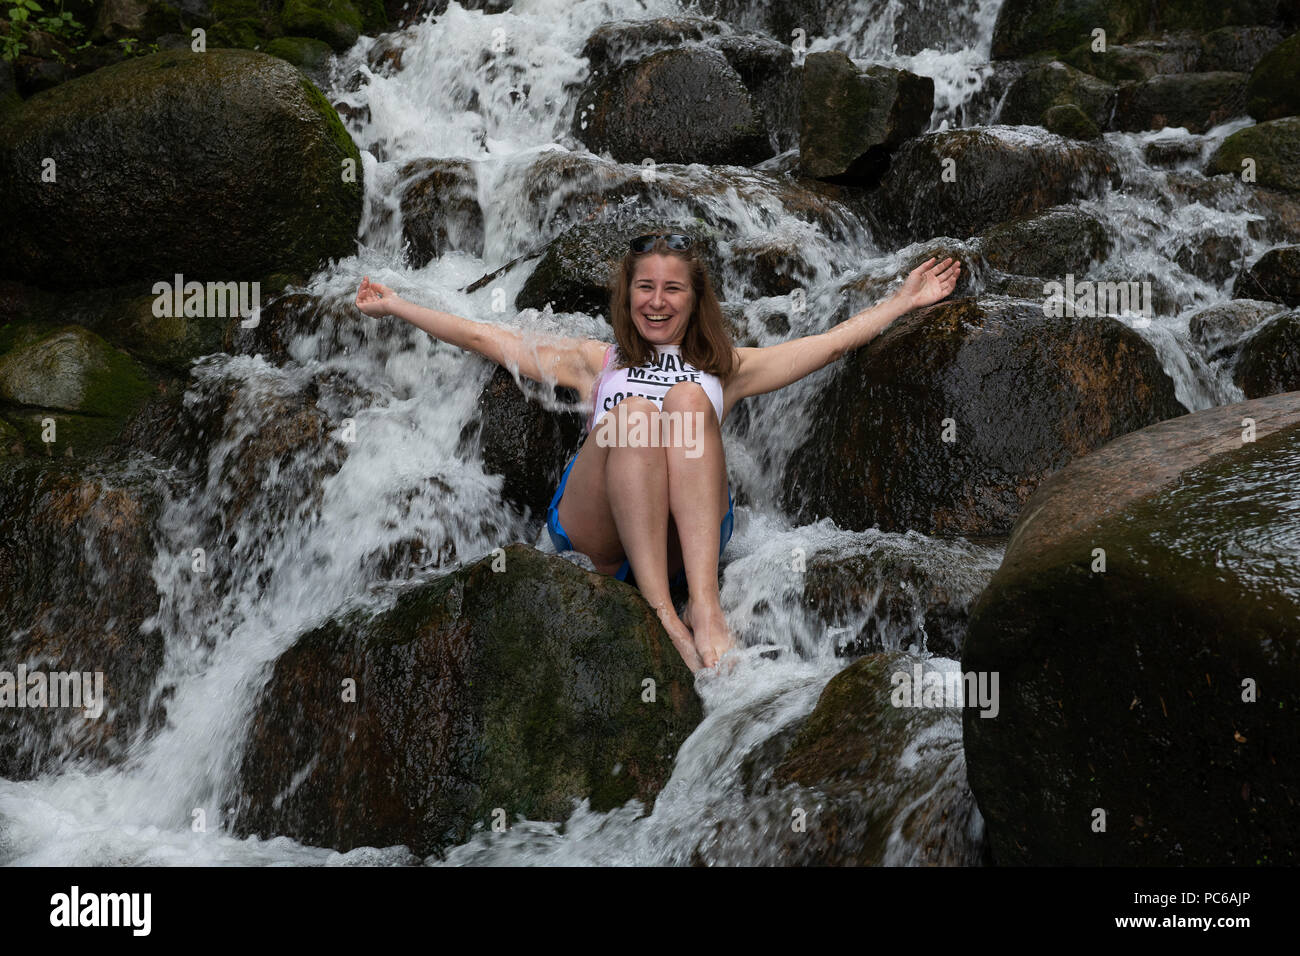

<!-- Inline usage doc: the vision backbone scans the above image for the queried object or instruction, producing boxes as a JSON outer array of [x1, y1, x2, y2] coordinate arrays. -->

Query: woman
[[355, 233, 960, 672]]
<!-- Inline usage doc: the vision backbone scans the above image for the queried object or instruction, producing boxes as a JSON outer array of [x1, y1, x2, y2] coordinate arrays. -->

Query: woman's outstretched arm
[[356, 276, 606, 392], [726, 257, 961, 402]]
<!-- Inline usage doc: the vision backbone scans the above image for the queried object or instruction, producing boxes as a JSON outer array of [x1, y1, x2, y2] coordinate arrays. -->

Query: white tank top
[[587, 343, 725, 434]]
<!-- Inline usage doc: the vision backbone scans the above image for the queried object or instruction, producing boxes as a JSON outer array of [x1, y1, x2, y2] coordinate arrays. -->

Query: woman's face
[[629, 254, 695, 347]]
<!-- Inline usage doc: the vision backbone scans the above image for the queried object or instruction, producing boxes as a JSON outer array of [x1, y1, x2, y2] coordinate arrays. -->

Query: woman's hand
[[898, 257, 961, 311], [356, 276, 401, 317]]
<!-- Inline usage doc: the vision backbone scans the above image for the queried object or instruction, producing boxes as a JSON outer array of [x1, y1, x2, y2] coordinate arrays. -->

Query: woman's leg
[[556, 397, 702, 671], [659, 383, 736, 667]]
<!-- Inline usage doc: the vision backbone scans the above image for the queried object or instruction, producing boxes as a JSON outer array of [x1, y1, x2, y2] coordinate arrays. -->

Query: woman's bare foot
[[683, 599, 737, 669], [654, 603, 704, 672]]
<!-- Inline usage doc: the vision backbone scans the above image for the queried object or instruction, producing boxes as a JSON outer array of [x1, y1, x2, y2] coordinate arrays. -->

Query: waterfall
[[1, 0, 1259, 865]]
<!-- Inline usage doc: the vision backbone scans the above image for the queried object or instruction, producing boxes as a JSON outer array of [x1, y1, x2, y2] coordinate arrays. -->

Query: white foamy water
[[3, 0, 1263, 866]]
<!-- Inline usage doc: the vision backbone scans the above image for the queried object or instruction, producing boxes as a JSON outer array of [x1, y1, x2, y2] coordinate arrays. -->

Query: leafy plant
[[2, 0, 87, 63]]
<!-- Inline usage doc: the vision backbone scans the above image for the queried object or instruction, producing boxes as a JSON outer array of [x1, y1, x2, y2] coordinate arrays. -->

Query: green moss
[[1206, 116, 1300, 193], [1043, 103, 1102, 140], [1246, 33, 1300, 121], [350, 0, 388, 34], [263, 36, 334, 73], [207, 17, 274, 49], [280, 0, 361, 51], [298, 73, 361, 169]]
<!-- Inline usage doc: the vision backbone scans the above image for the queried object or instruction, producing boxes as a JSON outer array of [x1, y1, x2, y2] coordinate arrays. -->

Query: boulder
[[0, 50, 362, 290], [458, 364, 586, 520], [1206, 116, 1300, 193], [1112, 71, 1248, 133], [1246, 31, 1300, 120], [1199, 25, 1286, 73], [571, 46, 770, 167], [800, 540, 1003, 658], [1187, 298, 1285, 359], [992, 0, 1295, 60], [867, 127, 1119, 246], [798, 51, 933, 186], [973, 205, 1111, 279], [0, 324, 156, 456], [1233, 243, 1300, 305], [1234, 309, 1300, 397], [233, 544, 702, 856], [782, 295, 1187, 537], [693, 652, 987, 865], [963, 392, 1300, 864], [997, 61, 1115, 132], [0, 458, 168, 778], [398, 158, 485, 268]]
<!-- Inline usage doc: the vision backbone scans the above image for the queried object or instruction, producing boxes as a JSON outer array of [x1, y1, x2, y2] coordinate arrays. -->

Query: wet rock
[[867, 127, 1119, 246], [998, 61, 1115, 132], [1206, 116, 1300, 193], [836, 239, 986, 316], [0, 50, 362, 290], [1250, 32, 1300, 122], [1199, 25, 1286, 73], [0, 324, 156, 457], [801, 541, 1002, 658], [458, 365, 586, 519], [1043, 103, 1102, 139], [1233, 243, 1300, 306], [570, 46, 771, 167], [263, 36, 336, 85], [728, 653, 984, 865], [726, 235, 819, 298], [1187, 298, 1285, 359], [798, 51, 933, 187], [708, 32, 801, 155], [1113, 71, 1248, 133], [515, 220, 723, 320], [1234, 309, 1300, 397], [973, 205, 1111, 279], [1251, 187, 1300, 243], [0, 458, 168, 779], [782, 295, 1186, 537], [963, 392, 1300, 864], [399, 158, 485, 268], [579, 16, 727, 73], [992, 0, 1295, 60], [1174, 229, 1249, 285], [1143, 137, 1202, 166], [233, 543, 701, 857], [1060, 34, 1202, 83]]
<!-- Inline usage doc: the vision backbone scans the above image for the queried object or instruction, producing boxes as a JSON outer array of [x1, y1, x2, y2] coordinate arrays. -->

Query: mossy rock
[[1246, 32, 1300, 120], [0, 325, 153, 417], [206, 17, 276, 49], [1043, 102, 1102, 139], [233, 544, 702, 856], [1206, 116, 1300, 192], [1234, 309, 1300, 397], [280, 0, 363, 51], [964, 394, 1300, 864], [263, 36, 335, 76], [0, 50, 362, 290]]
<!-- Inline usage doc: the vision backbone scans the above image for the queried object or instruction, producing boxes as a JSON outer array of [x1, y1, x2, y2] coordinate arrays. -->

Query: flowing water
[[0, 0, 1268, 865]]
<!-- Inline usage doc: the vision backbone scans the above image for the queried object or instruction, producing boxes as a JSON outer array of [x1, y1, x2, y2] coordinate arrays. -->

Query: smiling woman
[[354, 234, 960, 672]]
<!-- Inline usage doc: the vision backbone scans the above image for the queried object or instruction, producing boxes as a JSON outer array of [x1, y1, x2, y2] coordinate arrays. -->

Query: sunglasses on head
[[629, 233, 694, 253]]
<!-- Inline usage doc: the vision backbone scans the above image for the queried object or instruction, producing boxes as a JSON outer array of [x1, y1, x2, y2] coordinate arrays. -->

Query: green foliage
[[3, 0, 87, 63]]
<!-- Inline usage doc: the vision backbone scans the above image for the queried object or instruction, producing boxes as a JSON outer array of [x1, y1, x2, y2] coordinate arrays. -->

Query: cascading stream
[[0, 0, 1259, 865]]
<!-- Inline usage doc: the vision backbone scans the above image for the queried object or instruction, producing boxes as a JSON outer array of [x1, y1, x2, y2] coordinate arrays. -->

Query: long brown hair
[[607, 237, 737, 379]]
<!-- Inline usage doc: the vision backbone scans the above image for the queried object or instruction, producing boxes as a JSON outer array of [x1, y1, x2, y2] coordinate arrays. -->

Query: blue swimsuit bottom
[[546, 454, 735, 588]]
